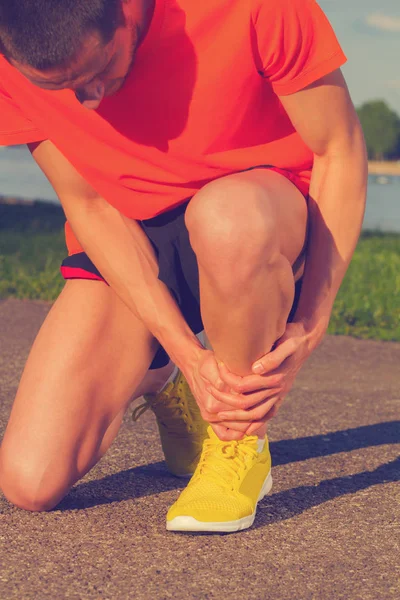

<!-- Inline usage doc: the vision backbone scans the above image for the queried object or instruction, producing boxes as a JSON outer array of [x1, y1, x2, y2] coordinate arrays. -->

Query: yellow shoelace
[[132, 393, 194, 434], [195, 436, 259, 489]]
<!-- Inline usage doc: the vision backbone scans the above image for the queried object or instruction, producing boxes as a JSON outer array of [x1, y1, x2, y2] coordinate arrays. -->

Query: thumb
[[199, 355, 225, 391], [252, 337, 300, 374]]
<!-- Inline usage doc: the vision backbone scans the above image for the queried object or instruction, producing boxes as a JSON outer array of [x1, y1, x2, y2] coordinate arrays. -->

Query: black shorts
[[61, 200, 302, 369]]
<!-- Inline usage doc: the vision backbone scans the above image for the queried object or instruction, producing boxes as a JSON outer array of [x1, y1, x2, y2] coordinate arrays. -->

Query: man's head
[[0, 0, 151, 108]]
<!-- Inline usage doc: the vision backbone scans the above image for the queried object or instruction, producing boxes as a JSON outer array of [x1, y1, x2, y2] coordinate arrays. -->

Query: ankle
[[253, 424, 267, 453], [254, 424, 267, 439]]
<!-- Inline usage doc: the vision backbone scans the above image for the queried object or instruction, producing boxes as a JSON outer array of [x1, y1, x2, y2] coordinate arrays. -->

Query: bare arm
[[279, 69, 368, 347], [215, 69, 368, 429], [29, 140, 203, 371]]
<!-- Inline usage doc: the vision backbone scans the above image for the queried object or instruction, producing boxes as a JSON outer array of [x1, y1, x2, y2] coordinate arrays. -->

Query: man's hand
[[182, 348, 263, 440], [209, 322, 314, 434]]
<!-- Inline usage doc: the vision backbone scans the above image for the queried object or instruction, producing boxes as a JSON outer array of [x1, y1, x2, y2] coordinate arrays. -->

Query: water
[[365, 177, 400, 233], [0, 145, 57, 203], [1, 146, 399, 232]]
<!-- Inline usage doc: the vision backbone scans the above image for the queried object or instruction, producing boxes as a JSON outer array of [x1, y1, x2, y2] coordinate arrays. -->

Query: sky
[[320, 0, 400, 114]]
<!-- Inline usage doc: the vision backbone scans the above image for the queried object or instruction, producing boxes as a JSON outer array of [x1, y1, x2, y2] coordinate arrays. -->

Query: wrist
[[297, 315, 329, 352], [160, 332, 204, 375]]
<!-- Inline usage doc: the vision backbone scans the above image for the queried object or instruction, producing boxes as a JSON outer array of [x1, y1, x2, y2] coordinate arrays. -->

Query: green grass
[[328, 232, 400, 341], [0, 229, 66, 301], [0, 202, 399, 341]]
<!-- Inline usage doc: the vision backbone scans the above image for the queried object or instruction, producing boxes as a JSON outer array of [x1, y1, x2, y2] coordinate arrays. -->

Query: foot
[[132, 371, 208, 477], [166, 427, 272, 533]]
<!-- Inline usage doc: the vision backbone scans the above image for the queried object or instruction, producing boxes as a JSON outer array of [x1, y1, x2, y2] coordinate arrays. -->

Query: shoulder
[[251, 0, 320, 25]]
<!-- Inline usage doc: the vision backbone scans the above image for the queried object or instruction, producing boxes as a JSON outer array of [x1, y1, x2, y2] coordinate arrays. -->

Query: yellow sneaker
[[167, 427, 272, 533], [132, 371, 208, 478]]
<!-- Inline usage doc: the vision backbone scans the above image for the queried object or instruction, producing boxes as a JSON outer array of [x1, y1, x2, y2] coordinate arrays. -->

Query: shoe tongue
[[200, 427, 259, 486]]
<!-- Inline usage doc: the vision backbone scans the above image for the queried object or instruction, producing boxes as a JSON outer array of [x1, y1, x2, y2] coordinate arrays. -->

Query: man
[[0, 0, 367, 532]]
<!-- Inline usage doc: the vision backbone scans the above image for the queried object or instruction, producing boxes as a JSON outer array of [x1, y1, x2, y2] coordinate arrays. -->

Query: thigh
[[1, 280, 158, 500]]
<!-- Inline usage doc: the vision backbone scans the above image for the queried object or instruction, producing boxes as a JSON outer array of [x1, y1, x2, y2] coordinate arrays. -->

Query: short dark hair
[[0, 0, 123, 70]]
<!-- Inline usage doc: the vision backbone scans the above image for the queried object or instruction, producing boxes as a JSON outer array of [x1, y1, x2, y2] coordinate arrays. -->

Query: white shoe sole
[[166, 471, 273, 533]]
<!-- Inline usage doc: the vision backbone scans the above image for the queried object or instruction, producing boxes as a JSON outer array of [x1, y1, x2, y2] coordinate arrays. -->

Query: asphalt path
[[0, 299, 399, 599]]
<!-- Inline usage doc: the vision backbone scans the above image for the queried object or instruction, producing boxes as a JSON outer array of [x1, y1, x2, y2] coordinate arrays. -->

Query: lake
[[1, 145, 399, 232]]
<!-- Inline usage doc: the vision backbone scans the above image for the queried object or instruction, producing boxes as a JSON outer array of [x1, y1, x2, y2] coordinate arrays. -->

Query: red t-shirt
[[0, 0, 346, 254]]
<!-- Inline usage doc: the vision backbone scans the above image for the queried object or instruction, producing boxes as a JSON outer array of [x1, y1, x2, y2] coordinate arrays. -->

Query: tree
[[357, 100, 400, 160]]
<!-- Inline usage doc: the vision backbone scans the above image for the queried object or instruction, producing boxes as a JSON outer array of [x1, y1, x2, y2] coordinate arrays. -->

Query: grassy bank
[[0, 201, 66, 301], [0, 202, 399, 341], [0, 229, 65, 301], [328, 232, 400, 341]]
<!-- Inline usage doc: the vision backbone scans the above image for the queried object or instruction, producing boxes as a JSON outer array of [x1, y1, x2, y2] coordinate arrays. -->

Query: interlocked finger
[[211, 423, 244, 441], [244, 405, 281, 435], [210, 385, 282, 410], [220, 419, 266, 434], [218, 364, 283, 394], [218, 396, 280, 422]]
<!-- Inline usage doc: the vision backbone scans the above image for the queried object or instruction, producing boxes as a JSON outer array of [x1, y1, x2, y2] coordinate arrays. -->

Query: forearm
[[294, 125, 368, 346], [62, 195, 203, 370]]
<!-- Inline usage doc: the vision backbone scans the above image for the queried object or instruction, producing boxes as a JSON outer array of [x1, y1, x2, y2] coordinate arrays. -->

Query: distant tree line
[[357, 100, 400, 161]]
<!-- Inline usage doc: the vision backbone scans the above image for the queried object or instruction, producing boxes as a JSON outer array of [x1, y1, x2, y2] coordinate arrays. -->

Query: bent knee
[[186, 179, 280, 284], [186, 178, 278, 260], [0, 450, 68, 512]]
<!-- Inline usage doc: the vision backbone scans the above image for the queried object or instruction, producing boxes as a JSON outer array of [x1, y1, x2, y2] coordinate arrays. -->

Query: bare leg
[[185, 170, 308, 434], [133, 362, 174, 398], [0, 280, 167, 512]]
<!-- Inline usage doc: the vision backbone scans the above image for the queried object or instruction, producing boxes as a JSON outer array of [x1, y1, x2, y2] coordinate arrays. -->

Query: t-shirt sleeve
[[251, 0, 347, 96], [0, 85, 46, 145]]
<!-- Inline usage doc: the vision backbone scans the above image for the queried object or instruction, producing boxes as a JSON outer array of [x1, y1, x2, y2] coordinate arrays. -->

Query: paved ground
[[0, 298, 399, 600]]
